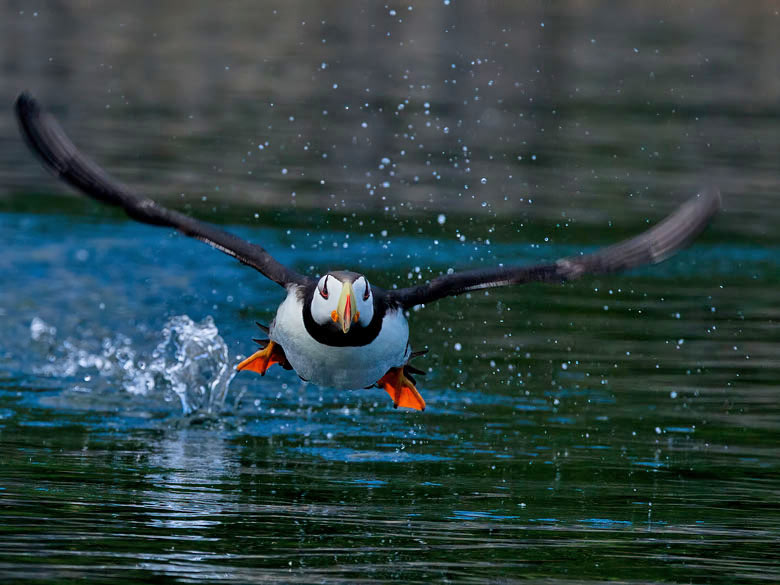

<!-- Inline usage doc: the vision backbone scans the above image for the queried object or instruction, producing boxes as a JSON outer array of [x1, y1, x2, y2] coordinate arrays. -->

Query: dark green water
[[1, 2, 779, 583]]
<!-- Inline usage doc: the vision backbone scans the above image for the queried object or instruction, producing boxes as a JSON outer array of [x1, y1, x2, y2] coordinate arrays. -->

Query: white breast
[[268, 287, 411, 389]]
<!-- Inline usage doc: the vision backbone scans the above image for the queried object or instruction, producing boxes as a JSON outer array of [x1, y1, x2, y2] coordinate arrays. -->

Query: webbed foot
[[377, 362, 426, 411], [237, 338, 290, 375]]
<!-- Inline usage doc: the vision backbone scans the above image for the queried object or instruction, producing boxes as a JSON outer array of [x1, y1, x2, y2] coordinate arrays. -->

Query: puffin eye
[[363, 280, 371, 301], [319, 276, 329, 300]]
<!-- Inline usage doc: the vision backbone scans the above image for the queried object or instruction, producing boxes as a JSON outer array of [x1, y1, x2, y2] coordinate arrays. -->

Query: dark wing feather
[[388, 188, 720, 309], [14, 91, 311, 289]]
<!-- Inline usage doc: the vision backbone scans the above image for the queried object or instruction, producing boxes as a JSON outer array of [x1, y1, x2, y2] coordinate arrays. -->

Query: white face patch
[[353, 276, 374, 326], [310, 274, 343, 325], [309, 274, 374, 328]]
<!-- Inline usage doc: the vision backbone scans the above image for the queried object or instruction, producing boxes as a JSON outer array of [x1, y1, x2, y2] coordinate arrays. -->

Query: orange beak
[[336, 281, 358, 333]]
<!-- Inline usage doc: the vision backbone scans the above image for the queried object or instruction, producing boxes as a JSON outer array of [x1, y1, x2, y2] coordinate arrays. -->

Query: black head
[[302, 271, 386, 347]]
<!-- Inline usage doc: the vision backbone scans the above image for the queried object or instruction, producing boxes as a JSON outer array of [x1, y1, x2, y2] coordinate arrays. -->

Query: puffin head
[[309, 271, 374, 334]]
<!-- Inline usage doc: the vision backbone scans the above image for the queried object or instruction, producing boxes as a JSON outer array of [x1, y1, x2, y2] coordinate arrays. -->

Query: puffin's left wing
[[387, 188, 720, 309], [14, 92, 311, 289]]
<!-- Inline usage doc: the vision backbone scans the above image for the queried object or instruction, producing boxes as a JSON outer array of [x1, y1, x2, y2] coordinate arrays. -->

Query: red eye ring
[[319, 276, 329, 299], [363, 283, 371, 301]]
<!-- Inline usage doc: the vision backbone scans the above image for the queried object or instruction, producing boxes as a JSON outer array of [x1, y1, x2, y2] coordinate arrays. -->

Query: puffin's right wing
[[14, 92, 311, 289], [387, 188, 720, 309]]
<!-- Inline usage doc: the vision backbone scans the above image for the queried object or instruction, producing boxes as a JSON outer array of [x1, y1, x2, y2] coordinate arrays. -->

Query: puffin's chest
[[269, 293, 410, 389]]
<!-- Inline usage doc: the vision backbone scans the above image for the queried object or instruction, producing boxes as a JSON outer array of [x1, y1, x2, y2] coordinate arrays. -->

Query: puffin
[[14, 92, 720, 411]]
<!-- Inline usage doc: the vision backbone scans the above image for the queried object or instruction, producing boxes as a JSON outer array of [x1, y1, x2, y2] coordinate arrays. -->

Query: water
[[1, 3, 779, 584]]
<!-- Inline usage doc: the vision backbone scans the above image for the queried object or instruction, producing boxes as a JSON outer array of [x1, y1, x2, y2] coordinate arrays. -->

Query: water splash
[[148, 315, 235, 414], [30, 315, 235, 414]]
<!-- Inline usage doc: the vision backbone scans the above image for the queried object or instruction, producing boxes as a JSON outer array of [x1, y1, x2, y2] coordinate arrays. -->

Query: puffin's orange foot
[[377, 366, 426, 411], [236, 340, 289, 375]]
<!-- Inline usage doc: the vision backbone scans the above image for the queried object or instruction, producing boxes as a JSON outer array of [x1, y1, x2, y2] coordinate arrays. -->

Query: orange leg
[[377, 367, 426, 411], [236, 340, 287, 375]]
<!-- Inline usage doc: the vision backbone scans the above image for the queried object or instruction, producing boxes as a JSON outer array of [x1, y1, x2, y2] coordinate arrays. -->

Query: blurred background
[[2, 1, 778, 229], [1, 2, 778, 584]]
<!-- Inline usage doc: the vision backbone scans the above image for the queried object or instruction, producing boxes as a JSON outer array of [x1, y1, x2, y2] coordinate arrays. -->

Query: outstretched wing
[[388, 188, 720, 309], [14, 91, 311, 289]]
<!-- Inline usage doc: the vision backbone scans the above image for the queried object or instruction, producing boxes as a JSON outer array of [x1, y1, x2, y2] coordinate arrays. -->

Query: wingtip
[[697, 185, 722, 212], [14, 91, 46, 155], [14, 91, 40, 120]]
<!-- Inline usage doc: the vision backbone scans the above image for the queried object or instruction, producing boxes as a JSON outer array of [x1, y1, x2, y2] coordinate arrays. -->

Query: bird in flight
[[14, 92, 719, 411]]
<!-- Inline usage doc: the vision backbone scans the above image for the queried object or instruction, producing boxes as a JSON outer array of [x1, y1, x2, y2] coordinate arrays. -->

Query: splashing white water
[[30, 315, 235, 414]]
